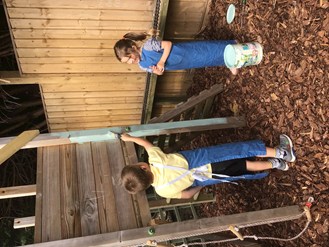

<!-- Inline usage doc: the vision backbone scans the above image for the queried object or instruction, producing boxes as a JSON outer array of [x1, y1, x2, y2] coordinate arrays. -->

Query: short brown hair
[[121, 163, 152, 194]]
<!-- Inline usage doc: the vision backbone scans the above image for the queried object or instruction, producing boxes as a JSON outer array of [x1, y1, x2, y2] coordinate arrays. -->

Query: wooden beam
[[22, 206, 302, 247], [149, 193, 216, 210], [0, 117, 245, 148], [149, 83, 224, 123], [0, 130, 39, 165], [14, 216, 35, 229], [0, 185, 36, 199]]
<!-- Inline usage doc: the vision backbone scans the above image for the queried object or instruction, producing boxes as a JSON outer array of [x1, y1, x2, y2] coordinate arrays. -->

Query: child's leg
[[229, 67, 238, 75], [257, 134, 296, 162], [256, 147, 276, 158], [246, 159, 289, 171], [246, 160, 272, 171]]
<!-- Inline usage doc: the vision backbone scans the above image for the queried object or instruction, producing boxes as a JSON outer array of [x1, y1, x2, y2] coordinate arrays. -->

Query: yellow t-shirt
[[147, 147, 211, 199]]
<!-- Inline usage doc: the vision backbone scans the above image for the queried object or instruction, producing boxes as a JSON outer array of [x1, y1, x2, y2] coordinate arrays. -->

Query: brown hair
[[113, 29, 159, 61], [113, 32, 149, 61], [121, 163, 153, 194]]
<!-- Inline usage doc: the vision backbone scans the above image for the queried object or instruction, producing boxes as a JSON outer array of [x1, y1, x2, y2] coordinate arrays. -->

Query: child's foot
[[229, 68, 238, 75], [269, 158, 289, 171], [276, 134, 296, 162]]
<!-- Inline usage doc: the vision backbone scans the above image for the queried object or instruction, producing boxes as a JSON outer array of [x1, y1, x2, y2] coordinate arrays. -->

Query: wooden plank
[[0, 135, 70, 150], [49, 121, 141, 130], [20, 63, 142, 74], [16, 39, 118, 49], [59, 144, 82, 239], [106, 141, 138, 230], [149, 193, 216, 210], [7, 8, 153, 21], [14, 216, 35, 229], [41, 81, 145, 92], [41, 146, 61, 242], [45, 103, 143, 112], [17, 48, 116, 57], [23, 206, 302, 247], [20, 57, 119, 64], [47, 109, 143, 118], [10, 19, 151, 30], [129, 117, 246, 136], [0, 74, 145, 84], [45, 98, 144, 106], [48, 115, 141, 124], [50, 117, 245, 132], [91, 142, 119, 232], [123, 142, 151, 227], [0, 130, 39, 165], [0, 184, 36, 199], [165, 23, 204, 39], [5, 0, 155, 11], [12, 29, 145, 39], [34, 147, 43, 243], [0, 118, 245, 148], [76, 143, 100, 236], [149, 84, 224, 123], [43, 91, 145, 99]]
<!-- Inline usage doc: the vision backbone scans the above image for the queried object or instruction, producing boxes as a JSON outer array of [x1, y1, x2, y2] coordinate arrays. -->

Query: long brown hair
[[113, 30, 159, 61]]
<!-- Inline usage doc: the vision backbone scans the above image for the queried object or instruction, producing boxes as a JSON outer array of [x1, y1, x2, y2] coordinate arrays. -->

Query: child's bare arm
[[156, 40, 172, 72], [120, 133, 154, 150], [180, 186, 203, 199]]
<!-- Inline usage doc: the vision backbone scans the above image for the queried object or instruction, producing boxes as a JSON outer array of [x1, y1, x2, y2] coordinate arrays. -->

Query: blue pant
[[178, 140, 269, 186]]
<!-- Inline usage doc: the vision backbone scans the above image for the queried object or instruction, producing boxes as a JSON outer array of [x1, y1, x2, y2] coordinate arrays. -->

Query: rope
[[175, 218, 311, 246]]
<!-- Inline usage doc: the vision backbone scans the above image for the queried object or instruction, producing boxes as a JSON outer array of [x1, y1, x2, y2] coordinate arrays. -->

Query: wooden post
[[0, 130, 39, 165]]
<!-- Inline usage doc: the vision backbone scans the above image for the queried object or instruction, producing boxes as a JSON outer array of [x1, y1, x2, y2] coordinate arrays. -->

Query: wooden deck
[[34, 140, 150, 243]]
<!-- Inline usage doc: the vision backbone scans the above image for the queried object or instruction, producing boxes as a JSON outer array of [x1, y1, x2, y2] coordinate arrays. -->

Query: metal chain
[[141, 0, 161, 124]]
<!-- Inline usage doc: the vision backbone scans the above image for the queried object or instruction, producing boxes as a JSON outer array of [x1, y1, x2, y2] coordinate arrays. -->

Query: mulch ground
[[186, 1, 328, 246]]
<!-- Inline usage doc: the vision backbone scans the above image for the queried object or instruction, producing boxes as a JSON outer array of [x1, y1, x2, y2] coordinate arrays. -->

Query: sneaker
[[278, 134, 296, 162], [269, 158, 289, 171]]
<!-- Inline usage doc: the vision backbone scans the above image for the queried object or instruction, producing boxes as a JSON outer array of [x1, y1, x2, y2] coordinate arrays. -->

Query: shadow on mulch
[[186, 1, 328, 247]]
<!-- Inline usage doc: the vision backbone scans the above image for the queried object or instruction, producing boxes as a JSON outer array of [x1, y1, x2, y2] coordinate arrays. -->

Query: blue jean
[[178, 140, 269, 186]]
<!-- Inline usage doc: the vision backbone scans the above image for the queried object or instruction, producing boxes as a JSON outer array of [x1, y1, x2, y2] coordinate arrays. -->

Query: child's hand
[[150, 65, 164, 75], [120, 133, 132, 142], [156, 61, 165, 72]]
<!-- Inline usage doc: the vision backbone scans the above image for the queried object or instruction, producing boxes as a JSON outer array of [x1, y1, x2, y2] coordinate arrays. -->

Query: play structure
[[0, 120, 313, 246]]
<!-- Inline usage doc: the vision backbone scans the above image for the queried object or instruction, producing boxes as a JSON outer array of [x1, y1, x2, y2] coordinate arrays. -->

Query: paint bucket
[[224, 42, 263, 68]]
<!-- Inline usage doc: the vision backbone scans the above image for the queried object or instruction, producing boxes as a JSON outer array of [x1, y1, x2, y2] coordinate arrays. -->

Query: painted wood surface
[[34, 141, 150, 242]]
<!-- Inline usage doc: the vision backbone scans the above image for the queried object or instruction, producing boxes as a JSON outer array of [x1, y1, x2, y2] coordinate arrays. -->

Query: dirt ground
[[186, 1, 328, 246]]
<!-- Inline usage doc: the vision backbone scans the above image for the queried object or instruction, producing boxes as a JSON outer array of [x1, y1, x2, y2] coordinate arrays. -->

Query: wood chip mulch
[[185, 1, 328, 246]]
